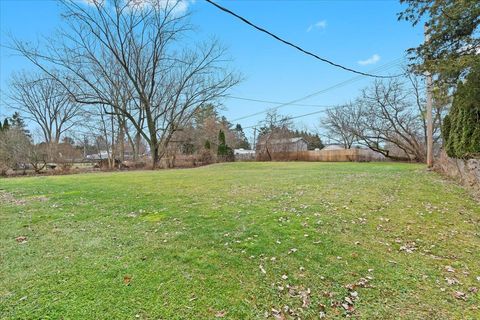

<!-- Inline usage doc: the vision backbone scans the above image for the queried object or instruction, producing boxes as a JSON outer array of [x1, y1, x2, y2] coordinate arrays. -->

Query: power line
[[205, 0, 404, 79], [227, 96, 332, 107], [242, 107, 335, 130], [230, 57, 405, 123]]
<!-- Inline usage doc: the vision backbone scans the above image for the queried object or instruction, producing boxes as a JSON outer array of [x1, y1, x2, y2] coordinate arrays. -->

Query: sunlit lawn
[[1, 162, 479, 319]]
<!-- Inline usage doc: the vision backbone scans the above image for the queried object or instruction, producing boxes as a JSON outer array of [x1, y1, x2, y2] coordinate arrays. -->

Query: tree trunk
[[134, 132, 141, 160], [151, 143, 160, 169], [118, 121, 125, 163]]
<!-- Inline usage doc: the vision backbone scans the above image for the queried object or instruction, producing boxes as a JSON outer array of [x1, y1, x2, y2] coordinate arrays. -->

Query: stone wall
[[435, 151, 480, 198]]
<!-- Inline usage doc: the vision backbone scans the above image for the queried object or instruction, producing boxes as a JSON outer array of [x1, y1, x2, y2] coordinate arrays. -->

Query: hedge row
[[442, 63, 480, 159]]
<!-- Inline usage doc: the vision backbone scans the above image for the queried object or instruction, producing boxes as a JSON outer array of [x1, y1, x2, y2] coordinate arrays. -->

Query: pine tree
[[217, 129, 233, 161], [1, 118, 10, 132], [217, 129, 227, 156], [234, 124, 250, 149], [9, 112, 31, 139]]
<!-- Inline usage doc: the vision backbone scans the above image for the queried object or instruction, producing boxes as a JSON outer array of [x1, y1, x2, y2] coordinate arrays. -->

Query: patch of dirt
[[0, 190, 48, 206], [0, 191, 26, 205]]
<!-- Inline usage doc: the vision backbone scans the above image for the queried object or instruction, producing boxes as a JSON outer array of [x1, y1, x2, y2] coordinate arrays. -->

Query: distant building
[[322, 144, 346, 151], [256, 137, 308, 153], [234, 148, 255, 155], [234, 148, 256, 161], [86, 151, 110, 160]]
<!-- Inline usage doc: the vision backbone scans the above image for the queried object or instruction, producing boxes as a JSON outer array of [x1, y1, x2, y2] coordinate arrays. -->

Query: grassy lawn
[[1, 162, 479, 319]]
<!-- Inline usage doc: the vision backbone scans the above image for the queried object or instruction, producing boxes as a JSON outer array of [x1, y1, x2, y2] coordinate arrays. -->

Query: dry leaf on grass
[[15, 236, 27, 244], [445, 277, 459, 285], [453, 291, 467, 300], [215, 310, 227, 318], [259, 265, 266, 274], [445, 265, 455, 273]]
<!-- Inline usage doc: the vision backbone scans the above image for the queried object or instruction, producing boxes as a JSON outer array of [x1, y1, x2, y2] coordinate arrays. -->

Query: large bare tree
[[321, 103, 358, 148], [321, 76, 447, 162], [256, 111, 294, 161], [8, 71, 82, 146], [11, 0, 239, 168]]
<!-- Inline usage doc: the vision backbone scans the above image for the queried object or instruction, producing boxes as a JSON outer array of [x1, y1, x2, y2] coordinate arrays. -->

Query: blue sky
[[0, 0, 424, 141]]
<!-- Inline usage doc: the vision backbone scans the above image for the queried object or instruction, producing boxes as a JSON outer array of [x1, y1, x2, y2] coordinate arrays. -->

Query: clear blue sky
[[0, 0, 424, 141]]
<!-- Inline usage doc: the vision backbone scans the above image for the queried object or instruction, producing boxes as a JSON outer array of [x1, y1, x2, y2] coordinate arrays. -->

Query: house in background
[[256, 137, 308, 153], [234, 148, 256, 161], [322, 144, 346, 151]]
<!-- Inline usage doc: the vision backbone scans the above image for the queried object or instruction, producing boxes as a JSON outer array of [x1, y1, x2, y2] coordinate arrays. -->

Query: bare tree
[[8, 71, 82, 147], [11, 0, 239, 168], [353, 79, 435, 161], [321, 103, 358, 148], [321, 76, 446, 162], [0, 127, 32, 174], [256, 111, 293, 161]]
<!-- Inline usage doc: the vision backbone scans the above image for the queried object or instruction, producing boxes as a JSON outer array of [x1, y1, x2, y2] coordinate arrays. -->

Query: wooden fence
[[256, 149, 386, 162]]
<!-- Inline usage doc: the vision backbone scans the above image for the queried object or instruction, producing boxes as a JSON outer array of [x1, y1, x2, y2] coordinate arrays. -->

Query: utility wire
[[205, 0, 404, 79], [242, 108, 334, 130], [227, 96, 332, 108], [230, 57, 405, 123]]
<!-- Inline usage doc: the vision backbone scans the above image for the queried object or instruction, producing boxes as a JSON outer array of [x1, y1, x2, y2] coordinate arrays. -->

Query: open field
[[1, 162, 479, 319]]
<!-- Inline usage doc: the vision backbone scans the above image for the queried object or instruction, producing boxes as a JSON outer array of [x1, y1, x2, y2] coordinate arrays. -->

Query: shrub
[[442, 63, 480, 158], [217, 130, 234, 162]]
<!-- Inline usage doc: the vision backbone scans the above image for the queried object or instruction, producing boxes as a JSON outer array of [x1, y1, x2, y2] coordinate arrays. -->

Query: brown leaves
[[345, 277, 372, 291], [300, 288, 311, 308], [15, 236, 27, 244], [399, 241, 417, 253], [123, 275, 132, 285], [1, 191, 26, 205], [445, 277, 460, 285], [259, 265, 266, 274], [215, 310, 227, 318], [445, 265, 455, 273], [453, 291, 467, 300], [287, 248, 298, 255], [271, 308, 286, 320]]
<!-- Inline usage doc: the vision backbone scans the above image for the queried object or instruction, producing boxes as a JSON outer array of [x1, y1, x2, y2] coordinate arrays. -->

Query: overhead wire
[[205, 0, 405, 79], [226, 96, 332, 108], [241, 108, 336, 130], [230, 57, 406, 123]]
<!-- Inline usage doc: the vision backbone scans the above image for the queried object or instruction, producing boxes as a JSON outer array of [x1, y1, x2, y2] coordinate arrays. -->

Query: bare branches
[[321, 103, 358, 148], [321, 75, 446, 162], [8, 71, 82, 145], [10, 0, 239, 168]]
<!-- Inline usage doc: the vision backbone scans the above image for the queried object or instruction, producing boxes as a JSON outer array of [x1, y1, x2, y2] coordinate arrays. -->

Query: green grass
[[1, 162, 479, 319]]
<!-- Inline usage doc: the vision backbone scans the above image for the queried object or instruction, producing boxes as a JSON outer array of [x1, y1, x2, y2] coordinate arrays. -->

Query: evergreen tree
[[62, 136, 75, 145], [1, 118, 10, 132], [194, 104, 218, 128], [9, 112, 31, 139], [234, 124, 250, 149], [217, 129, 227, 156], [442, 62, 480, 158], [204, 140, 211, 150], [399, 0, 480, 84], [217, 129, 233, 161]]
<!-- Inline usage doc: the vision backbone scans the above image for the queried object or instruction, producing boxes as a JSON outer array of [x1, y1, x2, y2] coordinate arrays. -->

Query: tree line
[[1, 0, 478, 174], [8, 0, 240, 169]]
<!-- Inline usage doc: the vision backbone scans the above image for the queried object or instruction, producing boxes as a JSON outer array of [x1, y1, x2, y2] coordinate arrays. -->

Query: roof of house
[[234, 148, 255, 154], [322, 144, 346, 150], [257, 137, 307, 145]]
